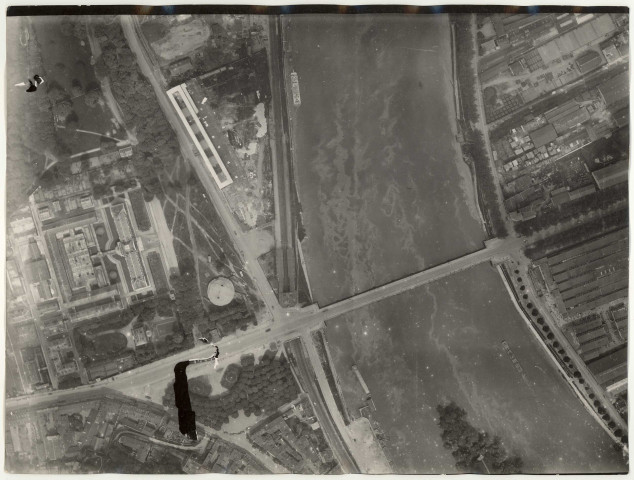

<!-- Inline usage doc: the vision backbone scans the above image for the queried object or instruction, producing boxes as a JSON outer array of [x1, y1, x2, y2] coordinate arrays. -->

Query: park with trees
[[93, 20, 182, 200], [163, 350, 300, 431], [6, 18, 73, 210]]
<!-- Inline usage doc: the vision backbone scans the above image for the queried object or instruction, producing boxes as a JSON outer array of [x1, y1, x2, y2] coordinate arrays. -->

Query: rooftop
[[529, 123, 558, 148], [598, 71, 629, 107], [592, 160, 629, 189], [587, 344, 627, 376], [575, 49, 604, 74]]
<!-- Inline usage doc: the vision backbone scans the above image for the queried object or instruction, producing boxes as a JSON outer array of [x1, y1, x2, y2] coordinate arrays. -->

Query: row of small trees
[[524, 208, 628, 260], [515, 271, 628, 445], [170, 272, 205, 338], [515, 183, 628, 236]]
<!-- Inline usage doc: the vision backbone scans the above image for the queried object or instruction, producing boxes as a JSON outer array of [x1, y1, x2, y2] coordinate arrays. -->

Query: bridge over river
[[7, 235, 523, 410], [311, 236, 524, 324]]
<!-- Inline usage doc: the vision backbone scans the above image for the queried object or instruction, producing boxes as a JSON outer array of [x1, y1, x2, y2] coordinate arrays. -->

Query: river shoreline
[[286, 14, 487, 306], [444, 14, 487, 232], [496, 263, 627, 452]]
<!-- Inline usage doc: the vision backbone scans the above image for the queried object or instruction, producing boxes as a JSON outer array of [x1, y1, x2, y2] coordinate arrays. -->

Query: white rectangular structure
[[181, 84, 199, 114], [166, 84, 233, 189]]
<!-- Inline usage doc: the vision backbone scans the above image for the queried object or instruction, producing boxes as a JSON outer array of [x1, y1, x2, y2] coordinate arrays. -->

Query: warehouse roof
[[552, 107, 590, 134], [529, 123, 558, 148], [538, 15, 615, 65], [592, 160, 629, 189], [598, 71, 630, 106], [569, 184, 596, 200], [169, 57, 193, 77], [544, 100, 579, 122], [587, 345, 627, 376], [551, 190, 571, 206], [575, 49, 604, 74]]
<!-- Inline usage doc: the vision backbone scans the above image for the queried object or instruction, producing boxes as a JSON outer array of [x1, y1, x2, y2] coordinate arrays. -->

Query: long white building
[[166, 84, 233, 189]]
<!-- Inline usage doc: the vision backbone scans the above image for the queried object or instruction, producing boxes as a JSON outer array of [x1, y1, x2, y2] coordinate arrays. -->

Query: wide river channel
[[286, 13, 626, 474]]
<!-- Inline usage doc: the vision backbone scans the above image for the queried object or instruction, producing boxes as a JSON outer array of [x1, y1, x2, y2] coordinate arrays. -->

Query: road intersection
[[6, 233, 521, 411], [5, 20, 534, 473]]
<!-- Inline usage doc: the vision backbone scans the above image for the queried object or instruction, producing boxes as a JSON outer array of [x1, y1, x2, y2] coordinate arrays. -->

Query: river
[[286, 13, 486, 306], [324, 263, 626, 473], [285, 13, 625, 473]]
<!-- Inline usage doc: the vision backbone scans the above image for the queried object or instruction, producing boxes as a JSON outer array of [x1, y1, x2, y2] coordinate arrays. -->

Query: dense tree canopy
[[163, 351, 300, 431], [5, 19, 70, 208], [93, 21, 182, 199], [436, 401, 524, 474]]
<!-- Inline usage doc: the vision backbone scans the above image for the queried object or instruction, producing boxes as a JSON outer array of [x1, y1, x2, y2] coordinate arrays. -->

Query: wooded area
[[6, 19, 69, 209], [93, 21, 181, 200], [163, 351, 300, 431], [437, 401, 523, 473]]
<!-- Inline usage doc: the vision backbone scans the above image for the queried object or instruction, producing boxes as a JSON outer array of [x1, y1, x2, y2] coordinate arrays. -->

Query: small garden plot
[[140, 18, 169, 44], [153, 317, 180, 342], [101, 256, 120, 285], [188, 375, 213, 397]]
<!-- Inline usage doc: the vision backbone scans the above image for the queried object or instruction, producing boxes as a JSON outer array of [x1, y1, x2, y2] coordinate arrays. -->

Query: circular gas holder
[[207, 276, 235, 306]]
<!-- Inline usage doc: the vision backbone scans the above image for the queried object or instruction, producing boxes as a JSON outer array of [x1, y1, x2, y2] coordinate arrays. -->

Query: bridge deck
[[316, 237, 516, 322]]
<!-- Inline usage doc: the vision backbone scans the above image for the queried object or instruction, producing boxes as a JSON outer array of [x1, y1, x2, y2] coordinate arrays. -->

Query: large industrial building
[[598, 70, 630, 107], [591, 160, 629, 190], [586, 345, 627, 393], [537, 14, 616, 64], [529, 123, 558, 148], [535, 228, 628, 318], [166, 84, 233, 189], [543, 100, 591, 135], [575, 49, 604, 74]]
